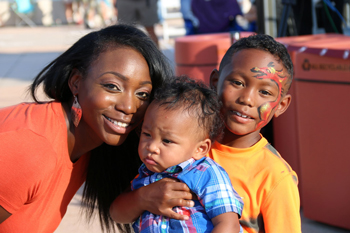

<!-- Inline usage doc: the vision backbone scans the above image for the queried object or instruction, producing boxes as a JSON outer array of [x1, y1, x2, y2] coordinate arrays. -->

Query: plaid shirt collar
[[139, 158, 197, 177]]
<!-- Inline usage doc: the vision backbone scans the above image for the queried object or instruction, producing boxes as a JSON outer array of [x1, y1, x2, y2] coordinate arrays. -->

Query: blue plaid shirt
[[131, 157, 244, 233]]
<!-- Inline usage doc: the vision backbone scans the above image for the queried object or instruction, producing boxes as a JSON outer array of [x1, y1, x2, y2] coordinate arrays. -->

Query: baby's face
[[215, 49, 290, 138], [138, 102, 204, 173]]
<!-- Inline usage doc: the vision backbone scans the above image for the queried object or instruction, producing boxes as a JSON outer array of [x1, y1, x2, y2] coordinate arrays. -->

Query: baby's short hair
[[220, 34, 293, 90], [153, 75, 224, 142]]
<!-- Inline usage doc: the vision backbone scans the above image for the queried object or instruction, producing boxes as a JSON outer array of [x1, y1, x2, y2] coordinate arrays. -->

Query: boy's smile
[[211, 49, 291, 147]]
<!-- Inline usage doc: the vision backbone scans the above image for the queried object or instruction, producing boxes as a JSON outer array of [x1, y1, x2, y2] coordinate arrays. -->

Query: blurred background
[[1, 0, 350, 232]]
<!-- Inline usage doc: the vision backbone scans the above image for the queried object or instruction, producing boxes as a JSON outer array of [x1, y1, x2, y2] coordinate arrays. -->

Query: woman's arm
[[0, 206, 11, 224], [110, 178, 195, 223]]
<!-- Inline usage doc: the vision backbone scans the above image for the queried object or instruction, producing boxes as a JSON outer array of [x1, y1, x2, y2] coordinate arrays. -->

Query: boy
[[209, 34, 301, 232], [130, 76, 243, 233]]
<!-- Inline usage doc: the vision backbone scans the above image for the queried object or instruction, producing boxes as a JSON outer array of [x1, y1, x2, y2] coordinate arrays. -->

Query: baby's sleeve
[[186, 160, 244, 219]]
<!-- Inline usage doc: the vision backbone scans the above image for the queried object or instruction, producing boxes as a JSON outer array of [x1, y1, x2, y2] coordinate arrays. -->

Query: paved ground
[[1, 24, 349, 233]]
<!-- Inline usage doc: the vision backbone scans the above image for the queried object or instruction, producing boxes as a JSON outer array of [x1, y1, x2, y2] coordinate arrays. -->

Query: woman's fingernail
[[190, 201, 195, 207]]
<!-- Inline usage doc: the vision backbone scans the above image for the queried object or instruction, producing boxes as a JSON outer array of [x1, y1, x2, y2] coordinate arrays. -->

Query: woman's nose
[[115, 92, 138, 115]]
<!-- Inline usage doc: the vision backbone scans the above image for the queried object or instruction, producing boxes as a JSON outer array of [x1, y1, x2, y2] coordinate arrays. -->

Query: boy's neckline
[[220, 130, 262, 148], [215, 134, 266, 151]]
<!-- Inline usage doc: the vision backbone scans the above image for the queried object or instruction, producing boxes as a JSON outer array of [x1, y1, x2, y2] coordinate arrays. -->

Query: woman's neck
[[61, 102, 103, 162]]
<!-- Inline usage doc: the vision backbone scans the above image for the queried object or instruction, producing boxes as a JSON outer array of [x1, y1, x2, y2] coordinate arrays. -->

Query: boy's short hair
[[219, 34, 293, 90], [153, 75, 224, 142]]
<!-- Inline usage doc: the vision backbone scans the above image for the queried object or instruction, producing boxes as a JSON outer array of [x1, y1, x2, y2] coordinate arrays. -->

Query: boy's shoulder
[[261, 142, 294, 172], [255, 140, 298, 187], [210, 137, 297, 180]]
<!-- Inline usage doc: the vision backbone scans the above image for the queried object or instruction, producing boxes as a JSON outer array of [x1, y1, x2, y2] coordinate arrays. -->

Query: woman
[[0, 24, 173, 232]]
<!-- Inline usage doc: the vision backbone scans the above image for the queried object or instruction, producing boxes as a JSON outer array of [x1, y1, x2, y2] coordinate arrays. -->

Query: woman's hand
[[139, 178, 195, 220], [110, 178, 195, 223]]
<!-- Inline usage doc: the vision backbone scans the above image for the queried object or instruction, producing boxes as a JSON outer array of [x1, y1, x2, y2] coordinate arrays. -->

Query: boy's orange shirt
[[208, 136, 301, 233]]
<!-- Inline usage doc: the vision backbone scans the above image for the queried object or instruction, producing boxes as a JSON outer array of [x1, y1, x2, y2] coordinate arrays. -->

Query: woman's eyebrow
[[99, 71, 128, 80], [98, 72, 152, 85]]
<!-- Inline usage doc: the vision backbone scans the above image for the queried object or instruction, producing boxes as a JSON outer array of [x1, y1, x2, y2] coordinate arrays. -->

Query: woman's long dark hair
[[30, 24, 174, 232]]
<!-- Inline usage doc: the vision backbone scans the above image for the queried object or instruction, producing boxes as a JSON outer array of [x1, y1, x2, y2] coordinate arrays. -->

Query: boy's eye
[[232, 80, 244, 86], [260, 90, 272, 96], [103, 83, 121, 91]]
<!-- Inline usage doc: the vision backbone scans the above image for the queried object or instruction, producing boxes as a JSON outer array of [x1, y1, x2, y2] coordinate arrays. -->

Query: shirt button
[[161, 225, 166, 229], [157, 174, 162, 179]]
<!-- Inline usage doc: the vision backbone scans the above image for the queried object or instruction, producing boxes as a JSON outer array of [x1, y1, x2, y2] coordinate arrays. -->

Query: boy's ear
[[210, 69, 220, 90], [68, 69, 83, 95], [193, 139, 211, 160], [274, 94, 292, 118]]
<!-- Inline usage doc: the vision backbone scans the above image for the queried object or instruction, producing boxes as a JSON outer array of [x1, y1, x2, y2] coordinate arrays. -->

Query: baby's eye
[[137, 92, 150, 100], [162, 139, 172, 144], [103, 83, 121, 91], [142, 132, 151, 137]]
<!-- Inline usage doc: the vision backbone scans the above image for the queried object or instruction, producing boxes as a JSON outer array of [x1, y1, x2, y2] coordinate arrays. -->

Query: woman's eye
[[103, 83, 121, 91], [137, 92, 150, 100]]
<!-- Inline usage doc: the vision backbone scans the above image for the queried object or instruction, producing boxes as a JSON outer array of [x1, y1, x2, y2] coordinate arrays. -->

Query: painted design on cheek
[[251, 62, 288, 128]]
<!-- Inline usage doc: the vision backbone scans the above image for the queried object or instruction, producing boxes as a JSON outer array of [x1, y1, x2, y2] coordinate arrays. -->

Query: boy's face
[[138, 102, 210, 173], [211, 49, 291, 139]]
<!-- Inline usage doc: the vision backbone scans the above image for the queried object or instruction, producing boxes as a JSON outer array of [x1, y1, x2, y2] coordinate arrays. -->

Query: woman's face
[[74, 47, 152, 147]]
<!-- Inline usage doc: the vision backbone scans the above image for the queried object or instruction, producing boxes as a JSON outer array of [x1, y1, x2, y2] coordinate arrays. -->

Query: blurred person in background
[[191, 0, 242, 34], [234, 0, 257, 32], [117, 0, 160, 47], [180, 0, 199, 35]]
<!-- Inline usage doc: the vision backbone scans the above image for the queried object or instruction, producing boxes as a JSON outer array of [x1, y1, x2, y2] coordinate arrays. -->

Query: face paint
[[251, 62, 288, 129]]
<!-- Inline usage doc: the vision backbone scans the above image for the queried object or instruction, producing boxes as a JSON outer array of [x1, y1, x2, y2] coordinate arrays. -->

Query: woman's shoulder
[[0, 101, 65, 136], [0, 101, 67, 167]]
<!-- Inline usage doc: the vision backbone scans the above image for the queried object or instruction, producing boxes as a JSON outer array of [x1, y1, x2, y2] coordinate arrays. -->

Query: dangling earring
[[71, 95, 82, 127]]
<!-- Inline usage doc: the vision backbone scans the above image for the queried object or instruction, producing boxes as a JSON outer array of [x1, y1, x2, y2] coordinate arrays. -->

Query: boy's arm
[[211, 212, 241, 233], [109, 178, 194, 223], [262, 172, 301, 233]]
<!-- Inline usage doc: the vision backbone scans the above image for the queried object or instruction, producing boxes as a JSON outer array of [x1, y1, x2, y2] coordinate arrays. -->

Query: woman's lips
[[103, 115, 130, 134]]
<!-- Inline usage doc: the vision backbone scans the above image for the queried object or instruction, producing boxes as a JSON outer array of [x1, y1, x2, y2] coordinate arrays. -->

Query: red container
[[274, 34, 345, 206], [276, 34, 350, 230], [175, 32, 254, 84]]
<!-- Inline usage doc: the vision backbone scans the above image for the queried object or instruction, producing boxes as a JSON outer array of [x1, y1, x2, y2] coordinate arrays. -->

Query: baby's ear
[[210, 69, 219, 90], [193, 139, 211, 160], [274, 94, 292, 118]]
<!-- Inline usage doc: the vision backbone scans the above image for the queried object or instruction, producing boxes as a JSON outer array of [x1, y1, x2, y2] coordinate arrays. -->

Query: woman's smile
[[103, 115, 131, 134], [76, 47, 152, 146]]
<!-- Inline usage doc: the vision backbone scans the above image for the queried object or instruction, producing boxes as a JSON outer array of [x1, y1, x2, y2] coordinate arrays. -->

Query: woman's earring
[[71, 95, 82, 127]]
